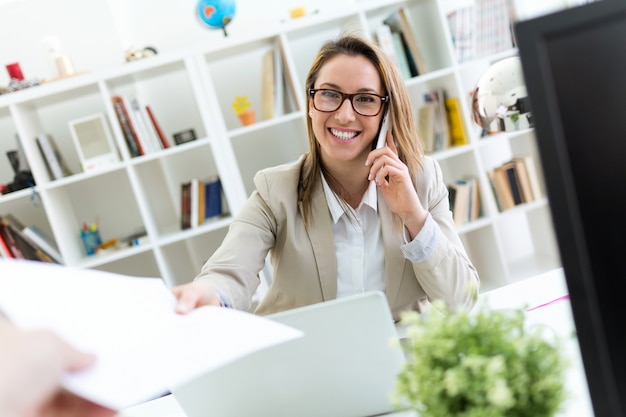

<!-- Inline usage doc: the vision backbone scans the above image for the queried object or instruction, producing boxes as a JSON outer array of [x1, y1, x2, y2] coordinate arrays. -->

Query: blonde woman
[[173, 33, 478, 319]]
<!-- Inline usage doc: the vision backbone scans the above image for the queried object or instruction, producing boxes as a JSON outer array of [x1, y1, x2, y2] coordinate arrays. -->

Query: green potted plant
[[393, 297, 569, 417]]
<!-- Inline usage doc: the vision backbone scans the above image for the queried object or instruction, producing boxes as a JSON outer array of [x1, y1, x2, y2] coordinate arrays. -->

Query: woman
[[173, 33, 479, 319]]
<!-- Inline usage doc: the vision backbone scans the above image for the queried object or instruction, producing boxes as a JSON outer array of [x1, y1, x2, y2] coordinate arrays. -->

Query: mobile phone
[[375, 110, 390, 150]]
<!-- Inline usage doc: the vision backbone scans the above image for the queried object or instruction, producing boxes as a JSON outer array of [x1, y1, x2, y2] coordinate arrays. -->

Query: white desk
[[118, 268, 595, 417]]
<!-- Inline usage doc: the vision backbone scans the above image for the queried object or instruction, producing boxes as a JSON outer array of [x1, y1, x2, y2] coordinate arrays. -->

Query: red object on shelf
[[6, 62, 24, 81]]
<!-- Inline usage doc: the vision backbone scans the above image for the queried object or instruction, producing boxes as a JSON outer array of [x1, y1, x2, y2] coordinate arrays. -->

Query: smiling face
[[309, 54, 385, 171]]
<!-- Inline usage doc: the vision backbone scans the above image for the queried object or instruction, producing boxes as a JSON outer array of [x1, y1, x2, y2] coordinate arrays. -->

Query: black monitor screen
[[515, 2, 626, 416]]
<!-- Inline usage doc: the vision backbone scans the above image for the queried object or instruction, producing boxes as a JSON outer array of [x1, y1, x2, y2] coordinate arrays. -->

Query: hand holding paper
[[0, 259, 302, 411]]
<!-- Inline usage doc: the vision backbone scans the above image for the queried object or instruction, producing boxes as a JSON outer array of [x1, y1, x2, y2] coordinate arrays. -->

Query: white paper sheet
[[0, 259, 302, 411]]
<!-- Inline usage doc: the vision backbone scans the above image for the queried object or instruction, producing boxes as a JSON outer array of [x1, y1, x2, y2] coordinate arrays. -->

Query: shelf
[[0, 0, 559, 295]]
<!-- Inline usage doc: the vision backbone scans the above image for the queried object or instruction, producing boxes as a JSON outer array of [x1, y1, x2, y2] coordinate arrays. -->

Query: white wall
[[0, 0, 352, 86]]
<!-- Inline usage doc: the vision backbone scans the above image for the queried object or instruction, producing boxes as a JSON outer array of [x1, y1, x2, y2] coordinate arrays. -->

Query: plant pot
[[238, 110, 255, 126]]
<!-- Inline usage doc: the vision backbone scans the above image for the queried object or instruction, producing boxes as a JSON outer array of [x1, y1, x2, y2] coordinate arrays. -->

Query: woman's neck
[[323, 160, 370, 209]]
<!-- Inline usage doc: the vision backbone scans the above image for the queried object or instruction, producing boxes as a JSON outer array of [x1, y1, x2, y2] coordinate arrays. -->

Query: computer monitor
[[515, 2, 626, 416]]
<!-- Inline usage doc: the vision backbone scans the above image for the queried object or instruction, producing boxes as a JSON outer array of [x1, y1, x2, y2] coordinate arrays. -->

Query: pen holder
[[81, 229, 102, 256]]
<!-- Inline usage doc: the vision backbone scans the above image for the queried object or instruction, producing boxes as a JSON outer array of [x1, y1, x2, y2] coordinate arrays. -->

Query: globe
[[197, 0, 236, 36]]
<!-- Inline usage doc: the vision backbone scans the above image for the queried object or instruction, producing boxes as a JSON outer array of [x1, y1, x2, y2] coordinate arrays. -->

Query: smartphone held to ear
[[375, 110, 390, 149]]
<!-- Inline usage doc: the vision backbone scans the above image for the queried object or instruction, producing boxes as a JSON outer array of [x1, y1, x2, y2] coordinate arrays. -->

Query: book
[[397, 7, 428, 74], [181, 181, 191, 230], [190, 178, 200, 228], [375, 24, 401, 71], [384, 8, 427, 75], [423, 89, 450, 152], [205, 176, 222, 219], [0, 214, 56, 263], [36, 134, 72, 180], [417, 102, 438, 153], [515, 155, 542, 200], [261, 49, 276, 121], [489, 167, 515, 210], [449, 180, 471, 226], [502, 162, 523, 205], [390, 31, 413, 80], [129, 97, 159, 154], [0, 226, 13, 258], [444, 97, 469, 146], [145, 105, 170, 149], [22, 225, 63, 264], [111, 95, 142, 157], [0, 219, 22, 258], [135, 100, 163, 153], [510, 157, 534, 202]]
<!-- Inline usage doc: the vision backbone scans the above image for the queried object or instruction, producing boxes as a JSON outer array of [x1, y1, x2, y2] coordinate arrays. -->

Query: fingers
[[172, 281, 220, 314]]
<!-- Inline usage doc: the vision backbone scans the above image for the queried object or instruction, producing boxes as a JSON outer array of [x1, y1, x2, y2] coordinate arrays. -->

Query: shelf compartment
[[494, 203, 561, 282], [42, 169, 145, 265], [199, 35, 300, 132], [105, 60, 206, 156], [92, 250, 161, 279], [460, 224, 507, 292], [132, 142, 229, 238], [159, 227, 229, 287], [285, 14, 364, 91], [11, 84, 109, 184], [230, 116, 308, 196]]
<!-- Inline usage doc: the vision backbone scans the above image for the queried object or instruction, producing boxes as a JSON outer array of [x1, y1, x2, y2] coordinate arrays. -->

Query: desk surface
[[117, 268, 595, 417]]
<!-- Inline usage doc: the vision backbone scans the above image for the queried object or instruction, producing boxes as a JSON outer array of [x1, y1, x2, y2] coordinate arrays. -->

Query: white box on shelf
[[69, 113, 119, 172]]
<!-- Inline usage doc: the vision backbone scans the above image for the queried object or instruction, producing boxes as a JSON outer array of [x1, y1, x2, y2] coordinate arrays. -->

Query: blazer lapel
[[378, 188, 406, 308], [301, 179, 337, 300]]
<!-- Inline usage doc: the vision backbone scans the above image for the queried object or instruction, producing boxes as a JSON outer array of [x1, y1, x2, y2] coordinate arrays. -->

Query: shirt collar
[[321, 173, 378, 224]]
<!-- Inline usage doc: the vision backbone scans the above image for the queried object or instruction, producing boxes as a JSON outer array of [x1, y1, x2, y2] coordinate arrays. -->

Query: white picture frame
[[68, 113, 119, 172]]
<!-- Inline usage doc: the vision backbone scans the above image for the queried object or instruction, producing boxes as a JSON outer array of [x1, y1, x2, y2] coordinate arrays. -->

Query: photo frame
[[68, 113, 119, 172]]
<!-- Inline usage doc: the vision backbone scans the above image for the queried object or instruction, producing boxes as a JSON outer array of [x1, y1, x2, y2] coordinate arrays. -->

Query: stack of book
[[180, 176, 224, 230], [111, 95, 171, 157], [374, 7, 428, 80], [488, 156, 542, 212], [0, 214, 62, 263], [36, 133, 73, 180], [447, 0, 515, 63], [448, 175, 481, 227], [417, 90, 468, 154]]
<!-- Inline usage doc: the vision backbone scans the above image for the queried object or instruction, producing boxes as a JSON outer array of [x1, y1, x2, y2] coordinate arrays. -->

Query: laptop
[[170, 291, 407, 417]]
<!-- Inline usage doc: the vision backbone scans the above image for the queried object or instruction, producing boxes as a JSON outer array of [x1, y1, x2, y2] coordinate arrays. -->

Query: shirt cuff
[[215, 288, 232, 308], [400, 213, 440, 263]]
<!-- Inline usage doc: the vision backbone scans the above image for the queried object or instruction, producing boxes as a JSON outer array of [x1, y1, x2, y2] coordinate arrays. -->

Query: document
[[0, 259, 302, 410]]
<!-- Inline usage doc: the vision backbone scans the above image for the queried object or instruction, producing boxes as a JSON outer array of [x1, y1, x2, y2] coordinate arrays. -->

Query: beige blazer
[[195, 154, 479, 318]]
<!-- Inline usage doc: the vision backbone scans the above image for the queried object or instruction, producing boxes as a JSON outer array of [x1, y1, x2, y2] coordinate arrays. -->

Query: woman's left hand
[[366, 132, 428, 238]]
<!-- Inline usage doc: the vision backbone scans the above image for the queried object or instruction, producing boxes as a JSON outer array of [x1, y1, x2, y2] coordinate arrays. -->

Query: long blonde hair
[[299, 33, 424, 224]]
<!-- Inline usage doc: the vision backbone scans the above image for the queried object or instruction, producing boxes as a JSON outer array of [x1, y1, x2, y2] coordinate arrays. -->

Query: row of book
[[36, 133, 73, 180], [111, 95, 171, 157], [181, 177, 224, 230], [448, 175, 481, 227], [374, 7, 427, 80], [417, 89, 468, 154], [447, 0, 515, 64], [0, 214, 63, 263], [260, 44, 298, 122], [488, 155, 542, 212]]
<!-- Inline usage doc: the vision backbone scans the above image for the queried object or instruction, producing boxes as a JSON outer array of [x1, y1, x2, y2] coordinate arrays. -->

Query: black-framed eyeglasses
[[309, 89, 388, 117]]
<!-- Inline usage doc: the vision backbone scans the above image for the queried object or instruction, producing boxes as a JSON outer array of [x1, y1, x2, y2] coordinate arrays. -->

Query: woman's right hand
[[171, 280, 222, 314]]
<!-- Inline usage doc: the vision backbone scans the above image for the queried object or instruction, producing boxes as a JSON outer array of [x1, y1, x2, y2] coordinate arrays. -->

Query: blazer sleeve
[[411, 157, 479, 312], [194, 190, 277, 312]]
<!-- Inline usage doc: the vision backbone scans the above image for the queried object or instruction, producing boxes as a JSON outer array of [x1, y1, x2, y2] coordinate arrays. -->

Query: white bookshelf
[[0, 0, 561, 294]]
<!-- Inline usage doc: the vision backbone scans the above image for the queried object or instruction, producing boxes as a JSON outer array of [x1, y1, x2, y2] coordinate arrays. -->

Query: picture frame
[[68, 113, 119, 172]]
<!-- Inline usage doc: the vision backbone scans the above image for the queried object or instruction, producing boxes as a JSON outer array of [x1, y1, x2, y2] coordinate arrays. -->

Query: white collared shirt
[[321, 176, 386, 298]]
